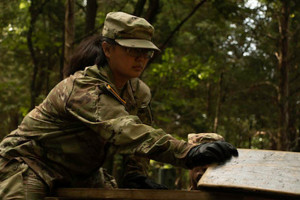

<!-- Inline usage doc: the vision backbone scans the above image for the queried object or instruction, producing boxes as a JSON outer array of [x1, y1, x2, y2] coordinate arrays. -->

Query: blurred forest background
[[1, 0, 300, 186]]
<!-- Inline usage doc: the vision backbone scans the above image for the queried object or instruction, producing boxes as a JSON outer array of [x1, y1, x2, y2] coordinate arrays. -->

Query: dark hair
[[63, 35, 116, 77]]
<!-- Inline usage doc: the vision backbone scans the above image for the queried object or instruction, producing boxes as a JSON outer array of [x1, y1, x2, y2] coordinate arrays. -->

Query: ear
[[102, 41, 112, 58]]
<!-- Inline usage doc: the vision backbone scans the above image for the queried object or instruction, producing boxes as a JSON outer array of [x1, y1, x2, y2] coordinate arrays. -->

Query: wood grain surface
[[45, 187, 293, 200], [198, 149, 300, 197]]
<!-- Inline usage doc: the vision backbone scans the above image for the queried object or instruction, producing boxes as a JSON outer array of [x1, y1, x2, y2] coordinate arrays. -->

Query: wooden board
[[198, 149, 300, 197], [45, 188, 293, 200], [45, 188, 227, 200]]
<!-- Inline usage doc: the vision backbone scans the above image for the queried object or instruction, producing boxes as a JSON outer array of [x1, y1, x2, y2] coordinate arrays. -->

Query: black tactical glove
[[185, 141, 238, 169], [122, 173, 168, 189]]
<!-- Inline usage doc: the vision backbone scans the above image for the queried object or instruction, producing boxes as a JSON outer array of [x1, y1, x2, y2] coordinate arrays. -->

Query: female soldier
[[0, 12, 238, 199]]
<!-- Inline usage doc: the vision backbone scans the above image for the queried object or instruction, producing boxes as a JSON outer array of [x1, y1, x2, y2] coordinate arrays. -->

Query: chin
[[130, 72, 142, 78]]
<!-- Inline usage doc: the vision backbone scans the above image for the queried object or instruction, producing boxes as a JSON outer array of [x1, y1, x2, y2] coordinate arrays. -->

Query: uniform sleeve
[[122, 155, 149, 177], [122, 79, 152, 177], [65, 79, 193, 169]]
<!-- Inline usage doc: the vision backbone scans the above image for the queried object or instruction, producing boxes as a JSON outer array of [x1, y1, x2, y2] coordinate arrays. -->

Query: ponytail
[[63, 35, 115, 77]]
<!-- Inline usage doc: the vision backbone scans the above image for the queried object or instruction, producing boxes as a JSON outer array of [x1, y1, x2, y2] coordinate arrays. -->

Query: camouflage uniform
[[187, 133, 224, 190], [0, 65, 193, 199], [188, 133, 224, 144]]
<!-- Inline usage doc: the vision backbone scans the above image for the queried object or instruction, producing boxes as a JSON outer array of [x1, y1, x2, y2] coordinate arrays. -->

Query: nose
[[135, 54, 149, 62]]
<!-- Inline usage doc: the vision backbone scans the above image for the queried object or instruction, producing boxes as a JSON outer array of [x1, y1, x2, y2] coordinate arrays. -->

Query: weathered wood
[[198, 149, 300, 197], [46, 189, 210, 200], [45, 188, 294, 200]]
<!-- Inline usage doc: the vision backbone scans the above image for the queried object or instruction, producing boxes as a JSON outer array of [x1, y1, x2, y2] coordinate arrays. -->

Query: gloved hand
[[122, 173, 168, 189], [185, 141, 238, 169]]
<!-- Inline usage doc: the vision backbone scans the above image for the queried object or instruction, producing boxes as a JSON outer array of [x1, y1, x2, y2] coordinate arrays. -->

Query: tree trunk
[[85, 0, 97, 34], [213, 72, 224, 133], [28, 0, 39, 110], [60, 23, 65, 80], [133, 0, 146, 16], [288, 101, 297, 151], [27, 0, 49, 110], [8, 109, 19, 133], [145, 0, 160, 23], [277, 0, 290, 150], [64, 0, 75, 79], [206, 82, 213, 131]]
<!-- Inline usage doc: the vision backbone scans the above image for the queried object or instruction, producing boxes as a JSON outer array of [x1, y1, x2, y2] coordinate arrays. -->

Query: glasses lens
[[147, 50, 154, 58], [126, 48, 154, 59]]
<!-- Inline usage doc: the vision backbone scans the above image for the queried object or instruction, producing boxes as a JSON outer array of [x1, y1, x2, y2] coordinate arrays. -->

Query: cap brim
[[115, 39, 160, 51]]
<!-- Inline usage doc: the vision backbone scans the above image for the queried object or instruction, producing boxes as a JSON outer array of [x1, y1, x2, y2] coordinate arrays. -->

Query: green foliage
[[144, 48, 217, 139]]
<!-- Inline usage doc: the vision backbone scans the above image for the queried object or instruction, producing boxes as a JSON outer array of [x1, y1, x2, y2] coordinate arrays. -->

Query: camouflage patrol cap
[[188, 133, 224, 144], [102, 12, 160, 51]]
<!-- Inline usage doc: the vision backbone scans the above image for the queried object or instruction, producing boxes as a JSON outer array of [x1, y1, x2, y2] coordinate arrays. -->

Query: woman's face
[[102, 41, 153, 87]]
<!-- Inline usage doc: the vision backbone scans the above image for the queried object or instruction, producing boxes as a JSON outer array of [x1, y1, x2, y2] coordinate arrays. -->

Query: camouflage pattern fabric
[[0, 158, 115, 200], [70, 167, 118, 189], [0, 157, 48, 199], [102, 12, 159, 50], [188, 133, 224, 144], [98, 168, 118, 189], [187, 133, 224, 190], [0, 65, 193, 198]]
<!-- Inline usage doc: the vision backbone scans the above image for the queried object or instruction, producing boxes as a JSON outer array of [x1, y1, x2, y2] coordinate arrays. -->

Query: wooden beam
[[45, 188, 296, 200]]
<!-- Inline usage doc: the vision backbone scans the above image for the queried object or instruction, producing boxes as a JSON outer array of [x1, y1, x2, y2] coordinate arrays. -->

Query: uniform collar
[[84, 65, 134, 97], [84, 65, 114, 83]]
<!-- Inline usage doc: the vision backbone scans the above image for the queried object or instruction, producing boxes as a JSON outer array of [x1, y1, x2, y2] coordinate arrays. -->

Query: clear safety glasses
[[120, 46, 155, 59]]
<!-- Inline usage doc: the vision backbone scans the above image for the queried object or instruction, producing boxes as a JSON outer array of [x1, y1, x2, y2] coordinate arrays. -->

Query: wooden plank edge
[[198, 185, 300, 200], [53, 188, 212, 200], [45, 188, 300, 200]]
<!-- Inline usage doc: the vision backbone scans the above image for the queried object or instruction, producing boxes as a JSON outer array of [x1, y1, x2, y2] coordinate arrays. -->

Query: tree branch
[[159, 0, 207, 51], [226, 81, 279, 105], [74, 23, 104, 44], [75, 1, 86, 12], [250, 81, 279, 94]]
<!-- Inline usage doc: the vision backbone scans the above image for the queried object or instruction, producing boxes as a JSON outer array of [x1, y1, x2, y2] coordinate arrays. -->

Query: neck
[[115, 80, 127, 90], [112, 73, 128, 90]]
